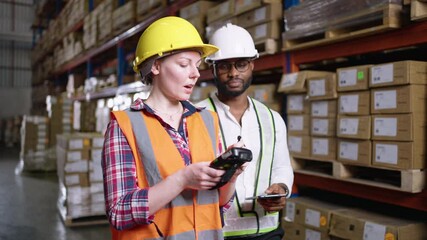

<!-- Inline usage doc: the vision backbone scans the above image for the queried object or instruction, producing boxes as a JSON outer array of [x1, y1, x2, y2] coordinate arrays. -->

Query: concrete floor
[[0, 146, 111, 240]]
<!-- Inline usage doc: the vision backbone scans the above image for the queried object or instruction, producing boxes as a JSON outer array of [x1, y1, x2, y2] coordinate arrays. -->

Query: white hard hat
[[205, 23, 259, 63]]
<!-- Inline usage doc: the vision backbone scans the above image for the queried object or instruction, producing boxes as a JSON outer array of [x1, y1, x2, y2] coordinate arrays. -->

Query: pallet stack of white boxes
[[55, 132, 106, 225]]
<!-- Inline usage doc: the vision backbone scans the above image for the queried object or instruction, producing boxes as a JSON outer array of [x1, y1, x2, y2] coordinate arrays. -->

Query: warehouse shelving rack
[[32, 0, 427, 212]]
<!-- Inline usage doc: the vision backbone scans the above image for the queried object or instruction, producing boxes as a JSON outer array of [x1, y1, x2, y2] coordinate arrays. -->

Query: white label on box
[[69, 139, 84, 149], [339, 118, 359, 135], [65, 160, 88, 173], [288, 95, 304, 111], [288, 136, 302, 152], [338, 69, 357, 87], [311, 101, 328, 117], [374, 90, 397, 110], [312, 138, 328, 155], [65, 174, 80, 185], [339, 141, 358, 161], [305, 209, 321, 228], [364, 222, 386, 240], [255, 23, 267, 39], [92, 137, 104, 148], [374, 118, 397, 136], [312, 119, 329, 135], [284, 202, 296, 222], [371, 64, 393, 84], [288, 116, 304, 131], [339, 95, 359, 113], [375, 143, 398, 164], [254, 6, 267, 22], [309, 79, 326, 96], [92, 149, 103, 162], [305, 229, 321, 240], [67, 151, 82, 161], [281, 72, 298, 88]]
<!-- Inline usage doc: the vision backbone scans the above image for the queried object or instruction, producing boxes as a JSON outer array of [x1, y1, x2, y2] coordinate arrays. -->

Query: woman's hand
[[179, 162, 225, 190]]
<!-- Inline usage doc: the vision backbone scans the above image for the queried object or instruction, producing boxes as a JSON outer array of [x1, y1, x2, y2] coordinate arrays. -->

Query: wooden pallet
[[282, 3, 403, 51], [57, 198, 109, 227], [256, 38, 281, 56], [292, 157, 426, 193]]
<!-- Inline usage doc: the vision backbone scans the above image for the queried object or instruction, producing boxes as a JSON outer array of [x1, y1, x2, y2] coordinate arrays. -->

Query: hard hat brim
[[134, 44, 219, 75]]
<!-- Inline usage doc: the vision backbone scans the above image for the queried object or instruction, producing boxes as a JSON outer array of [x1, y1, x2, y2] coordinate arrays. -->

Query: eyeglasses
[[215, 60, 251, 74]]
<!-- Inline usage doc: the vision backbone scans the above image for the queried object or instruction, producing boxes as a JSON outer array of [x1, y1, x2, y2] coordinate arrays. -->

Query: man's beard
[[215, 77, 252, 97]]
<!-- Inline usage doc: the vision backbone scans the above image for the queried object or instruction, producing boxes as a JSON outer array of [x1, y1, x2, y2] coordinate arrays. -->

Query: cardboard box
[[236, 2, 282, 28], [311, 117, 336, 137], [179, 0, 217, 19], [284, 197, 346, 232], [369, 60, 427, 88], [282, 221, 329, 240], [373, 141, 426, 169], [311, 137, 336, 160], [338, 90, 370, 115], [234, 0, 281, 15], [207, 0, 235, 24], [307, 73, 338, 101], [246, 20, 281, 42], [287, 114, 310, 136], [329, 208, 427, 240], [337, 115, 371, 140], [287, 134, 311, 158], [311, 100, 337, 117], [337, 139, 371, 166], [287, 94, 310, 115], [371, 84, 427, 114], [247, 84, 278, 103], [372, 113, 426, 142], [337, 65, 371, 92], [278, 71, 334, 93]]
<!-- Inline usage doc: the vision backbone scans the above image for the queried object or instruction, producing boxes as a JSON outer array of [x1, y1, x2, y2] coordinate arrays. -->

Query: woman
[[102, 16, 243, 240]]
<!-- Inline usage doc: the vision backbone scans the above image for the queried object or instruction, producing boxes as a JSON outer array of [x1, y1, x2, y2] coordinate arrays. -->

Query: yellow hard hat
[[133, 16, 219, 74]]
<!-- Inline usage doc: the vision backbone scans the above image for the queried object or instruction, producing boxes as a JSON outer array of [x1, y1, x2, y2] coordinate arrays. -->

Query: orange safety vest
[[110, 109, 223, 240]]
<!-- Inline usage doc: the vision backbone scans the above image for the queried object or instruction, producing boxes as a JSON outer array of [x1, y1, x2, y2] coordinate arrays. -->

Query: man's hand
[[257, 183, 287, 212]]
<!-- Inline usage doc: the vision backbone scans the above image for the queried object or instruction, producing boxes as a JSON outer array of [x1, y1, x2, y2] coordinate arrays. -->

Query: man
[[197, 23, 294, 240]]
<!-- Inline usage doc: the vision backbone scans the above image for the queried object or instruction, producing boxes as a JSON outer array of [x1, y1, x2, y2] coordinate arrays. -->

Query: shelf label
[[339, 69, 357, 87], [288, 116, 304, 131], [339, 94, 359, 113], [284, 202, 296, 222], [305, 208, 321, 228], [364, 222, 386, 240], [306, 229, 321, 240], [339, 141, 358, 161], [375, 143, 398, 164], [288, 95, 304, 111], [312, 138, 328, 155], [374, 117, 397, 136], [371, 64, 393, 85], [312, 119, 329, 135], [281, 72, 298, 88], [254, 6, 267, 22], [309, 79, 326, 96], [288, 136, 302, 152], [374, 90, 397, 110], [339, 118, 359, 135], [311, 101, 328, 117]]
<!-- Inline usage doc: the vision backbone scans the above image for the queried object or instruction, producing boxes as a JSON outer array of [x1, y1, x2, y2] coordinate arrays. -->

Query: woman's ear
[[151, 60, 161, 76]]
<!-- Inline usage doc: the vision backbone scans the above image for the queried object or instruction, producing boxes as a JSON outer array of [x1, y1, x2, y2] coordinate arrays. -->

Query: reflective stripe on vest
[[206, 97, 279, 236], [111, 109, 223, 240]]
